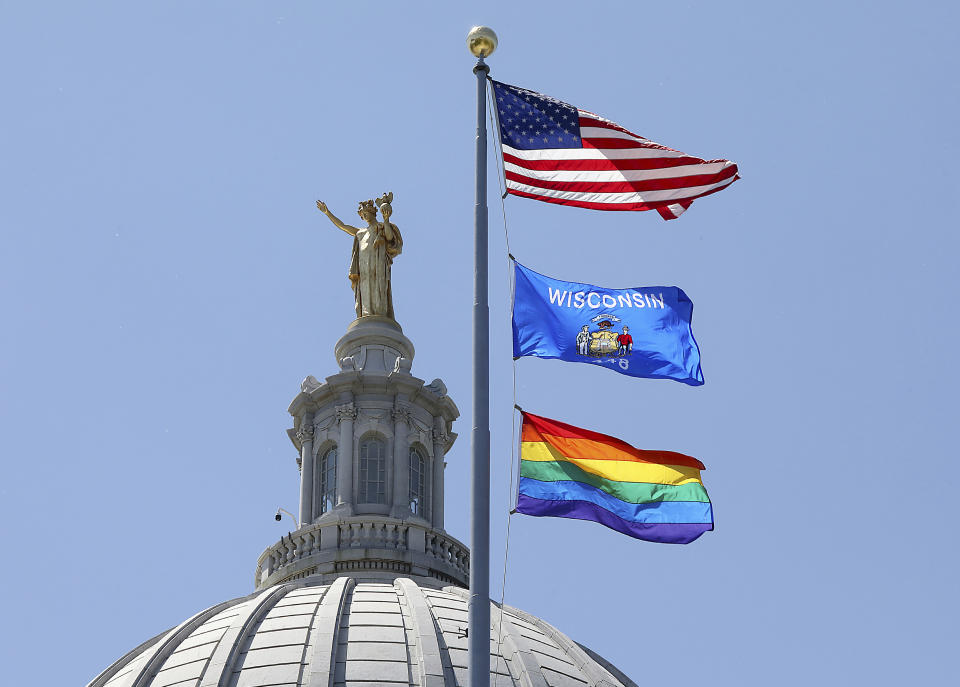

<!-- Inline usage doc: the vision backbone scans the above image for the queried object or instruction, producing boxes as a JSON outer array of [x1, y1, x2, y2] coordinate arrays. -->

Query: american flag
[[491, 80, 739, 220]]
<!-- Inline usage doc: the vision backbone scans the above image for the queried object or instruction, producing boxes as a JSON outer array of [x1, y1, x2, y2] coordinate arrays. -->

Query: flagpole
[[467, 25, 497, 687]]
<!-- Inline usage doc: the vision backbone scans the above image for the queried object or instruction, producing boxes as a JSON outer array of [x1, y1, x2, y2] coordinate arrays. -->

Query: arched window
[[316, 447, 337, 515], [409, 446, 429, 518], [358, 437, 386, 504]]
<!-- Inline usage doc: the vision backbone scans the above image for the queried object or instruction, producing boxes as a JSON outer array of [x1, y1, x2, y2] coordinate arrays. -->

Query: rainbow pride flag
[[516, 411, 713, 544]]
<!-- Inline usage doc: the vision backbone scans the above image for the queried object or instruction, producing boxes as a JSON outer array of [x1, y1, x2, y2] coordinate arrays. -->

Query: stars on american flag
[[493, 81, 582, 150]]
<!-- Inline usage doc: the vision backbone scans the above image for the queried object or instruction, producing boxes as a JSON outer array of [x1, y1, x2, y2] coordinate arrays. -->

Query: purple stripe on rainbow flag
[[516, 493, 712, 545]]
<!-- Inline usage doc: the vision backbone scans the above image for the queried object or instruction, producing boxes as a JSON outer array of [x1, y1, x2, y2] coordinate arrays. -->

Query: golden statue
[[316, 192, 403, 320]]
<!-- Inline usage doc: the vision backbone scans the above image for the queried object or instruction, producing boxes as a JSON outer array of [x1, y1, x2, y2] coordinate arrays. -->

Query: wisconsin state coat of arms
[[576, 314, 633, 359]]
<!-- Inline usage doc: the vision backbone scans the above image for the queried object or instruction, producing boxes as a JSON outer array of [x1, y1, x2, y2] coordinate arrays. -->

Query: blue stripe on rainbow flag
[[518, 477, 713, 524], [516, 494, 713, 544]]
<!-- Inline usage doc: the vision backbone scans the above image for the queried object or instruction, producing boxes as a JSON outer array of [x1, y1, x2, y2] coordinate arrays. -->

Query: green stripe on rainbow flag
[[520, 460, 710, 503]]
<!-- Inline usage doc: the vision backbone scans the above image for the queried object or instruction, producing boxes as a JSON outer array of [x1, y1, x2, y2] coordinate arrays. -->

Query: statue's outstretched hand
[[316, 200, 328, 213]]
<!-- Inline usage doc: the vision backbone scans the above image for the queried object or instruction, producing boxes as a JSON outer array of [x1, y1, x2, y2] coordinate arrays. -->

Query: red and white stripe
[[501, 111, 739, 220]]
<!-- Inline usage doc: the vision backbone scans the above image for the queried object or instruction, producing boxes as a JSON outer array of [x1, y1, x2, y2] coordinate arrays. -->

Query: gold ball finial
[[467, 26, 498, 58]]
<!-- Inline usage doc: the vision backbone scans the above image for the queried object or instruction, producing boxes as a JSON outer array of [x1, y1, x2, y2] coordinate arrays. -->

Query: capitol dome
[[87, 306, 638, 687], [87, 576, 637, 687]]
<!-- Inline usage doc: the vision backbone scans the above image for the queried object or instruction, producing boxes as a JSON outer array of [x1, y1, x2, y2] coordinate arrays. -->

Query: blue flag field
[[512, 261, 703, 385]]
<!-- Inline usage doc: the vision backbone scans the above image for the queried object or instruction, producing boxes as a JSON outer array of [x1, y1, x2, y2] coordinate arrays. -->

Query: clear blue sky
[[2, 2, 958, 685]]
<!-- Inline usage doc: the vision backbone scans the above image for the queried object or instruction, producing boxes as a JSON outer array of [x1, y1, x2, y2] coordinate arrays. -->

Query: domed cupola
[[257, 314, 468, 589]]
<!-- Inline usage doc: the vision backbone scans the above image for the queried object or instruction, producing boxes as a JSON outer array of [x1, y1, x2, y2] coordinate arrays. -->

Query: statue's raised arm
[[316, 200, 358, 236], [317, 195, 403, 321]]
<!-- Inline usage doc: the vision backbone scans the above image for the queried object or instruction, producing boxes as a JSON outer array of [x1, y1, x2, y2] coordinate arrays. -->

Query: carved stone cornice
[[335, 402, 358, 422]]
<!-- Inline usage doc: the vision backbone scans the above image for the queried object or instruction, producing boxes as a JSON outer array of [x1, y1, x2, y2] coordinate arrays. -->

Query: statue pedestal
[[334, 316, 415, 374]]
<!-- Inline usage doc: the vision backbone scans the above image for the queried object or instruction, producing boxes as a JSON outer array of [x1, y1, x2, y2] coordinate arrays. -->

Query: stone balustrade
[[255, 516, 469, 589]]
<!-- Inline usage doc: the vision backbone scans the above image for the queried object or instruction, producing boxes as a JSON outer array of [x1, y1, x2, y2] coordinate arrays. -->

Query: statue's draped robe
[[349, 221, 403, 319]]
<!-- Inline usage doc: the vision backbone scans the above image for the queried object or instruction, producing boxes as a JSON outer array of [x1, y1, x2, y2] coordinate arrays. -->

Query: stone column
[[334, 401, 356, 514], [432, 419, 448, 530], [297, 418, 314, 527], [391, 402, 411, 518]]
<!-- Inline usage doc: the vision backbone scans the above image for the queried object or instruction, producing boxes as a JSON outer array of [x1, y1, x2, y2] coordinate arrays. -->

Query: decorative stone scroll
[[424, 378, 447, 398], [300, 375, 323, 393]]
